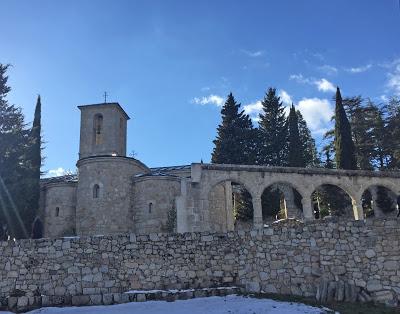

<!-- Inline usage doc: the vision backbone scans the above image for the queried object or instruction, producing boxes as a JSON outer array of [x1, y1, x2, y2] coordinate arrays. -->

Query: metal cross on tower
[[103, 92, 108, 103]]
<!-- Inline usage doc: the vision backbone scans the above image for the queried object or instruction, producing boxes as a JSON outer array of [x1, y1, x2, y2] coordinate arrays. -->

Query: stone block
[[102, 293, 113, 305], [246, 281, 260, 293], [89, 294, 102, 305], [365, 249, 376, 259], [71, 295, 90, 306], [136, 294, 146, 302]]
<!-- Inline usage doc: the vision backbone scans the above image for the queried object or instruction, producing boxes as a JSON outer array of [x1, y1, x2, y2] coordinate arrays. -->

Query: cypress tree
[[334, 87, 357, 170], [258, 88, 288, 166], [26, 95, 42, 238], [287, 105, 304, 167]]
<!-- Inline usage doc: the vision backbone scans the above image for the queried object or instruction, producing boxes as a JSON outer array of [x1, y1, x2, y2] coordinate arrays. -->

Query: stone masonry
[[1, 218, 399, 309]]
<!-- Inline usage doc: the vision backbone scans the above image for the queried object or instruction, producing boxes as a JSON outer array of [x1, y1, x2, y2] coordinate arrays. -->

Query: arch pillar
[[253, 197, 263, 229], [225, 181, 234, 231], [352, 198, 364, 221], [301, 194, 314, 221]]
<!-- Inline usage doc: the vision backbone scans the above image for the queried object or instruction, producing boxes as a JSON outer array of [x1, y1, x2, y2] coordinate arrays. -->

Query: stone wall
[[1, 218, 399, 308], [75, 156, 149, 236], [42, 182, 77, 238], [133, 176, 181, 234]]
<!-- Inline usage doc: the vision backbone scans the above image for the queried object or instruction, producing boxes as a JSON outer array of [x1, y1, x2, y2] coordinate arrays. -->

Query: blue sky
[[1, 0, 400, 176]]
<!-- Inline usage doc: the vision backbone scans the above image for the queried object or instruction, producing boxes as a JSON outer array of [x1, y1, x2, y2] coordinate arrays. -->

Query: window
[[55, 207, 60, 217], [94, 114, 103, 145], [93, 184, 100, 199], [149, 202, 153, 213]]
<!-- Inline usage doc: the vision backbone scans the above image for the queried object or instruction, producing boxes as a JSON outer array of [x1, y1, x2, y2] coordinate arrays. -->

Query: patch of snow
[[124, 286, 238, 294], [8, 295, 331, 314]]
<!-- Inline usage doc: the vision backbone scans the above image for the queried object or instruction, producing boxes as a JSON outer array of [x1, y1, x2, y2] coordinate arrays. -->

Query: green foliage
[[0, 64, 42, 239], [261, 187, 283, 219], [212, 93, 257, 221], [233, 187, 253, 222], [376, 186, 395, 213], [258, 88, 288, 166], [287, 105, 304, 167], [385, 97, 400, 169], [297, 110, 319, 167], [166, 203, 177, 233], [211, 93, 256, 165], [313, 185, 352, 218], [334, 87, 357, 170]]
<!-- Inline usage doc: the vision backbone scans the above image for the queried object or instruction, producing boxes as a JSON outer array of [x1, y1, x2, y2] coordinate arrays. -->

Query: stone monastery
[[40, 102, 400, 238]]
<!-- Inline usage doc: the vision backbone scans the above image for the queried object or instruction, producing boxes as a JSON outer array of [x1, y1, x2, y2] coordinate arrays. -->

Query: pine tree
[[0, 64, 30, 238], [370, 104, 389, 169], [334, 87, 357, 170], [211, 93, 255, 164], [297, 110, 319, 167], [211, 93, 255, 221], [287, 105, 304, 167], [258, 88, 288, 166], [386, 97, 400, 169]]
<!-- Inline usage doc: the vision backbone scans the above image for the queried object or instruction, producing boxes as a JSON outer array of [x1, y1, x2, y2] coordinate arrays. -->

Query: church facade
[[39, 103, 400, 238]]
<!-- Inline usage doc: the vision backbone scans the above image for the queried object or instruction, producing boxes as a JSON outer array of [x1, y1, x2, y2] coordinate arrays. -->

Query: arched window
[[55, 207, 60, 217], [93, 184, 100, 199], [94, 114, 103, 145], [149, 202, 153, 213]]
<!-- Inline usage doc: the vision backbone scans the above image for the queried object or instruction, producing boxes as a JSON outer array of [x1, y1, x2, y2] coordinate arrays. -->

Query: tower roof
[[77, 102, 130, 120]]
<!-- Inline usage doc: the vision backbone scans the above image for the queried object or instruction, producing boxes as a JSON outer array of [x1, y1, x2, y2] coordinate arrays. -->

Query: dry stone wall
[[1, 218, 399, 309]]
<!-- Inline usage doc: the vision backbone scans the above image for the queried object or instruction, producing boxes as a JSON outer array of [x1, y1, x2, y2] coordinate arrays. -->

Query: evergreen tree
[[258, 88, 288, 166], [0, 64, 30, 238], [370, 104, 389, 169], [376, 187, 395, 213], [211, 93, 256, 164], [344, 97, 375, 170], [386, 97, 400, 169], [334, 87, 357, 170], [287, 105, 304, 167], [211, 93, 255, 221], [25, 95, 43, 236], [296, 110, 319, 167]]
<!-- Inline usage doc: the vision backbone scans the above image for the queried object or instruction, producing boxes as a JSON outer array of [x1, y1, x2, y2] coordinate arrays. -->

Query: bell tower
[[77, 102, 129, 159]]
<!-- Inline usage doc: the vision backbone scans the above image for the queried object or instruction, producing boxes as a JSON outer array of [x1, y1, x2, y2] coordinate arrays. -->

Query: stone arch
[[260, 182, 304, 222], [311, 183, 360, 220], [361, 185, 398, 218], [208, 179, 254, 232]]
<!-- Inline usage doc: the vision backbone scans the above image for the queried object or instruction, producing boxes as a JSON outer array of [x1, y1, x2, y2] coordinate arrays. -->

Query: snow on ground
[[1, 295, 334, 314]]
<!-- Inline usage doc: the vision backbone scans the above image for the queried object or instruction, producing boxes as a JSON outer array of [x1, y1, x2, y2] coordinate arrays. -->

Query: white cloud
[[345, 64, 372, 73], [192, 94, 225, 107], [48, 167, 68, 177], [318, 65, 338, 75], [243, 100, 262, 116], [314, 78, 336, 92], [242, 50, 265, 58], [290, 74, 336, 93], [289, 74, 311, 84], [278, 89, 293, 105], [387, 60, 400, 96], [297, 98, 333, 134]]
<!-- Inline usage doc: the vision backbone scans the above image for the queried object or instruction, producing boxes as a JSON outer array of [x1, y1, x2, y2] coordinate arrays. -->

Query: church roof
[[40, 165, 192, 184], [77, 102, 130, 120], [149, 165, 191, 172]]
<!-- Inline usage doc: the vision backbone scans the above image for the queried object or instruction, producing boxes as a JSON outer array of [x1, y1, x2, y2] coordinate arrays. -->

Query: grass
[[241, 292, 400, 314]]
